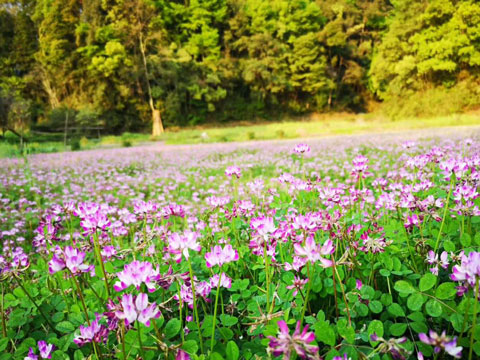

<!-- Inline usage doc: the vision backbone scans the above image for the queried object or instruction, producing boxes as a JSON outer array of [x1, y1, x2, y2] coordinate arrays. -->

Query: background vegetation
[[1, 0, 480, 138]]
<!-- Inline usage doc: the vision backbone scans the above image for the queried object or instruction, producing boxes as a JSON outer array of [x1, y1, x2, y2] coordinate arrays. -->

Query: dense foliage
[[1, 133, 480, 359], [1, 0, 480, 134]]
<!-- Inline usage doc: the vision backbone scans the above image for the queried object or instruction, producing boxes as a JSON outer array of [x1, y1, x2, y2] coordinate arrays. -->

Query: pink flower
[[450, 251, 480, 291], [205, 244, 239, 268], [225, 166, 242, 178], [113, 260, 160, 292], [48, 246, 93, 276], [74, 317, 109, 346], [115, 293, 161, 327], [176, 350, 191, 360], [25, 348, 38, 360], [25, 341, 55, 359], [286, 276, 308, 297], [294, 237, 334, 267], [168, 231, 202, 262], [38, 341, 55, 359], [293, 144, 311, 155], [419, 331, 462, 358], [267, 320, 319, 359], [210, 272, 232, 289]]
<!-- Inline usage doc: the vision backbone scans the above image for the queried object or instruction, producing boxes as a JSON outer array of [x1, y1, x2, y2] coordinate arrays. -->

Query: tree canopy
[[1, 0, 479, 134]]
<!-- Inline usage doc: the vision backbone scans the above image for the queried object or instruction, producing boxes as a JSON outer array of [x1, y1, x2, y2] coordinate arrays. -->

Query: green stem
[[264, 238, 270, 314], [70, 273, 91, 325], [210, 270, 222, 354], [300, 262, 312, 324], [93, 233, 110, 298], [137, 321, 145, 359], [13, 276, 59, 334], [469, 278, 479, 360], [1, 283, 7, 337], [434, 175, 454, 253], [187, 257, 204, 354]]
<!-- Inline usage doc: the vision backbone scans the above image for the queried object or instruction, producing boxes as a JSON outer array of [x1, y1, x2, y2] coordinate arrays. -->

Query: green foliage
[[1, 0, 480, 132]]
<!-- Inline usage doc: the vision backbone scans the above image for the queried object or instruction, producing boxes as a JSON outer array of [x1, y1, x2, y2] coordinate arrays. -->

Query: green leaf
[[443, 240, 455, 252], [419, 273, 437, 292], [435, 282, 457, 300], [369, 300, 383, 314], [410, 322, 428, 334], [337, 319, 355, 344], [210, 353, 225, 360], [182, 340, 198, 355], [388, 303, 405, 317], [460, 233, 471, 247], [226, 341, 240, 360], [0, 338, 9, 352], [368, 320, 384, 346], [473, 342, 480, 356], [407, 293, 425, 311], [165, 318, 181, 339], [425, 299, 442, 317], [390, 323, 407, 336], [394, 280, 416, 294], [314, 321, 336, 346], [220, 314, 238, 327], [56, 321, 75, 333]]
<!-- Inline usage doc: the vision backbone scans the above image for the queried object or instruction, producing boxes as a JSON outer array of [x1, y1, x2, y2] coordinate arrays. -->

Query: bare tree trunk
[[139, 33, 164, 135], [152, 109, 163, 136], [64, 110, 69, 146]]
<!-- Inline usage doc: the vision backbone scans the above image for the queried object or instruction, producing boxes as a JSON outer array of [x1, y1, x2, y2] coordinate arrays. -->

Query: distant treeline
[[1, 0, 480, 135]]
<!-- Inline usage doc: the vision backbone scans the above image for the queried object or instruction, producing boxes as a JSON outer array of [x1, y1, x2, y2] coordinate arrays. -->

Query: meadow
[[1, 113, 480, 158], [1, 129, 480, 360]]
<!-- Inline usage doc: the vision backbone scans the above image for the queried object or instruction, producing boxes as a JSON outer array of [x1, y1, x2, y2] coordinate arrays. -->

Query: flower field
[[1, 131, 480, 360]]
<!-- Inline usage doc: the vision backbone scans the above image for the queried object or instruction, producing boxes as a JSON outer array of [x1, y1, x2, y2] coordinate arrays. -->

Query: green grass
[[163, 112, 480, 144], [1, 113, 479, 157]]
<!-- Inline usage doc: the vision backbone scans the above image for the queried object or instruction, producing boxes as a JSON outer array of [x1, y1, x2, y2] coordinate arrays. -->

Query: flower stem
[[434, 175, 454, 253], [210, 270, 222, 354], [264, 239, 270, 314], [469, 278, 479, 360], [13, 275, 59, 334], [137, 321, 145, 359], [187, 257, 204, 354], [70, 273, 91, 325], [93, 233, 110, 299], [1, 283, 7, 337], [300, 262, 312, 325]]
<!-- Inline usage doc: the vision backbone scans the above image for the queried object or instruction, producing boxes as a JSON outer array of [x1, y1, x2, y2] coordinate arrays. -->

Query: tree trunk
[[139, 33, 164, 136], [152, 109, 164, 136]]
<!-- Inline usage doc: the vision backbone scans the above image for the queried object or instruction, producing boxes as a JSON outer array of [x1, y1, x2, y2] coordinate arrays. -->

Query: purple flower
[[294, 236, 334, 267], [450, 251, 480, 291], [115, 293, 161, 327], [48, 246, 93, 276], [74, 317, 109, 346], [24, 341, 55, 359], [168, 231, 202, 262], [113, 260, 160, 292], [286, 276, 308, 297], [25, 348, 38, 360], [293, 144, 311, 155], [37, 341, 54, 359], [225, 166, 242, 178], [205, 244, 239, 268], [419, 331, 462, 358], [267, 320, 319, 359], [176, 350, 191, 360], [209, 272, 232, 289]]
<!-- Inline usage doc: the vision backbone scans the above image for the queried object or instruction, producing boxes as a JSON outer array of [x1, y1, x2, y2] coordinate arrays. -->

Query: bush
[[70, 138, 81, 151]]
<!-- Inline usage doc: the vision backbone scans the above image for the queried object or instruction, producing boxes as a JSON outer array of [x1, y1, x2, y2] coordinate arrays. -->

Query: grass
[[163, 112, 480, 144], [1, 112, 479, 157]]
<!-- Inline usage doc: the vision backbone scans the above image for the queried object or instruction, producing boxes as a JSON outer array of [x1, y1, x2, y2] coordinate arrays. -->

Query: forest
[[1, 0, 480, 135]]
